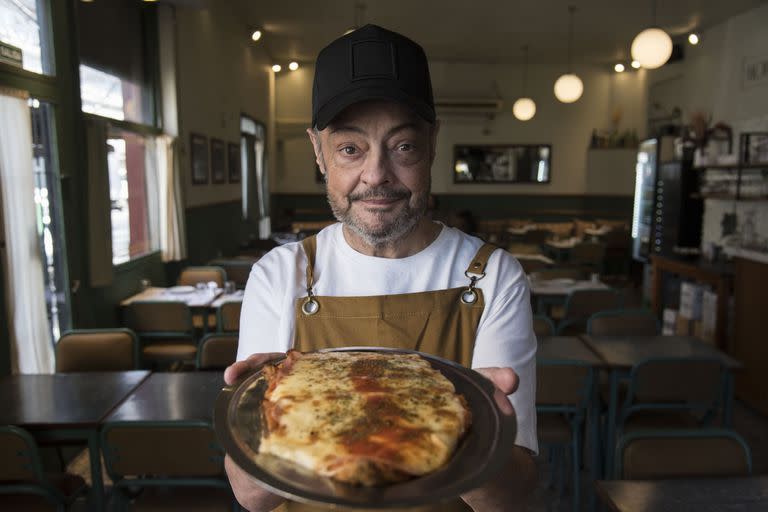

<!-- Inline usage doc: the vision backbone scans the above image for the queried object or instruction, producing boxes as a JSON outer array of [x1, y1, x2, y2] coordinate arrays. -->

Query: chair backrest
[[218, 301, 242, 333], [536, 360, 593, 409], [570, 242, 606, 265], [178, 266, 226, 287], [0, 426, 43, 483], [124, 301, 193, 334], [562, 288, 623, 321], [617, 429, 752, 479], [587, 309, 660, 336], [101, 422, 224, 479], [532, 315, 556, 338], [208, 259, 256, 289], [628, 356, 725, 405], [522, 229, 551, 244], [518, 258, 548, 274], [197, 334, 238, 370], [55, 328, 139, 372]]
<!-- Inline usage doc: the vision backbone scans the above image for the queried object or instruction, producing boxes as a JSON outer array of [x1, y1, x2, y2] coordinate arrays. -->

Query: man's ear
[[306, 128, 324, 172]]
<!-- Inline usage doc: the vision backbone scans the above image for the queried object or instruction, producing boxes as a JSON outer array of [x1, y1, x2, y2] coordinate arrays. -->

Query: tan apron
[[277, 235, 497, 512]]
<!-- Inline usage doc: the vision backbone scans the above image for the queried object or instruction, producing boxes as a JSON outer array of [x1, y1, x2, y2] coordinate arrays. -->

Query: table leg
[[605, 370, 620, 478], [589, 372, 601, 512], [87, 430, 104, 510]]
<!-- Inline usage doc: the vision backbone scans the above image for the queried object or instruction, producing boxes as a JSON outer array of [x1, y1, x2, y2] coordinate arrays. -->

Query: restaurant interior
[[1, 0, 768, 510]]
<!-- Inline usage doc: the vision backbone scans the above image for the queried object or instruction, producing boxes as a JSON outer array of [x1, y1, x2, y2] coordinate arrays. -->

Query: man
[[224, 24, 537, 512]]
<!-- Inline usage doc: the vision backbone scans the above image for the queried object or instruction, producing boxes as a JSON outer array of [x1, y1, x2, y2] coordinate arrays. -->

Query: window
[[107, 128, 157, 264], [0, 0, 54, 74], [453, 144, 552, 184], [77, 0, 155, 124], [241, 116, 270, 237]]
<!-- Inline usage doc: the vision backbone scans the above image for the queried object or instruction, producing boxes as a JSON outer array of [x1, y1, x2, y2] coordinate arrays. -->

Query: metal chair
[[532, 315, 556, 339], [55, 329, 139, 372], [123, 301, 197, 369], [556, 288, 624, 335], [616, 429, 751, 479], [197, 334, 238, 370], [178, 266, 227, 288], [218, 301, 242, 333], [587, 309, 660, 336], [0, 425, 88, 511], [100, 421, 235, 510], [536, 360, 594, 512]]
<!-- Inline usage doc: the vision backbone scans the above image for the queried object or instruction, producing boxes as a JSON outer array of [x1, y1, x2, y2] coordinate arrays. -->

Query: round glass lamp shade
[[553, 74, 583, 103], [512, 97, 536, 121], [631, 27, 673, 69]]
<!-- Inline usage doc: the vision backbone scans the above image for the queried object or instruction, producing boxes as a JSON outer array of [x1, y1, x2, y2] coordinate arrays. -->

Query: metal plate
[[215, 347, 517, 509]]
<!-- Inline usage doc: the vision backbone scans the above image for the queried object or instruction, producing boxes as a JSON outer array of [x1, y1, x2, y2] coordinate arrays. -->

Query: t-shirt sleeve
[[471, 253, 538, 455], [236, 249, 295, 361]]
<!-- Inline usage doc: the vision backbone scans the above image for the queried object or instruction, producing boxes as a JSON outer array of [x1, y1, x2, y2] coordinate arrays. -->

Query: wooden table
[[104, 371, 225, 423], [529, 278, 610, 315], [596, 477, 768, 512], [0, 371, 150, 509], [581, 335, 742, 475]]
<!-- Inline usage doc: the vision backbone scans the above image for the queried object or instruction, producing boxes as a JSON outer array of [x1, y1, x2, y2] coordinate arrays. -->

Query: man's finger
[[224, 352, 284, 385], [475, 367, 519, 395]]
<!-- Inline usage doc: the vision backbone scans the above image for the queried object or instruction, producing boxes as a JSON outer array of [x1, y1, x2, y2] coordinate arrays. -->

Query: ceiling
[[216, 0, 767, 66]]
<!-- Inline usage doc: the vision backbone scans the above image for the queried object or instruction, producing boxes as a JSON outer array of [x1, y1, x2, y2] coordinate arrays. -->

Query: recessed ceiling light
[[614, 63, 625, 73], [251, 29, 262, 42], [288, 61, 299, 71], [688, 33, 700, 45], [272, 64, 282, 72], [631, 60, 641, 69]]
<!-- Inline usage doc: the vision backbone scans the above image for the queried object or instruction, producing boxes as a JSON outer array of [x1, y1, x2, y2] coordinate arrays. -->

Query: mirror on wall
[[453, 144, 551, 184]]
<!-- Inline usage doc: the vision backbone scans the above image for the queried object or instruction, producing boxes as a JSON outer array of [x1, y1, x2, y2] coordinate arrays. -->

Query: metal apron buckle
[[461, 270, 485, 305]]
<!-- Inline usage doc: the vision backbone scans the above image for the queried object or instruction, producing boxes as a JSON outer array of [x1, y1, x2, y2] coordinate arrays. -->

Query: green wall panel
[[185, 200, 254, 264]]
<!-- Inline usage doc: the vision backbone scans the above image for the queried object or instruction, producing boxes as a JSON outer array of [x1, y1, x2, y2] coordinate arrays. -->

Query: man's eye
[[397, 143, 414, 152], [341, 146, 357, 155]]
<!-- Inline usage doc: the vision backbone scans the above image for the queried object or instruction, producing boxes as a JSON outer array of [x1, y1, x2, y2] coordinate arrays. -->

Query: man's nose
[[360, 147, 392, 186]]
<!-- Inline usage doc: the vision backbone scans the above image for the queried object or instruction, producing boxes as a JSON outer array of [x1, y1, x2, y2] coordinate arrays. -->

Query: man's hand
[[224, 353, 286, 511], [461, 367, 537, 511]]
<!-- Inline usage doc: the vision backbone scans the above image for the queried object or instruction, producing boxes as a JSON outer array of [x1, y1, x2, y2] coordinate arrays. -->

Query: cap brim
[[314, 85, 436, 130]]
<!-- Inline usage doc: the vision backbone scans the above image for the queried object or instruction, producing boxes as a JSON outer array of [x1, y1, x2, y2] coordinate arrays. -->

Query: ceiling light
[[554, 6, 584, 103], [614, 63, 625, 73], [631, 60, 641, 69], [288, 61, 299, 71], [251, 29, 262, 42], [513, 45, 536, 121], [688, 33, 700, 45], [631, 1, 672, 69], [513, 98, 536, 121], [272, 64, 282, 72]]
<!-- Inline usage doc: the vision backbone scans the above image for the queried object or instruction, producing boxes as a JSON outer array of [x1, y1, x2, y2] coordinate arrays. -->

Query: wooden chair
[[55, 329, 139, 372], [217, 301, 242, 333], [522, 228, 551, 245], [532, 315, 556, 339], [208, 258, 256, 289], [518, 257, 548, 274], [124, 301, 197, 369], [616, 429, 751, 479], [0, 425, 87, 510], [537, 360, 594, 512], [556, 289, 624, 335], [197, 333, 238, 370], [587, 309, 660, 336], [178, 266, 227, 288], [531, 267, 586, 281], [569, 241, 606, 273], [101, 421, 235, 510]]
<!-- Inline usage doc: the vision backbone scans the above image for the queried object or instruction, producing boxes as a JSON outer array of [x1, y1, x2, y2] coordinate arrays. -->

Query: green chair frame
[[0, 425, 88, 510], [123, 301, 197, 368], [56, 328, 141, 372], [536, 359, 596, 512], [196, 333, 239, 370]]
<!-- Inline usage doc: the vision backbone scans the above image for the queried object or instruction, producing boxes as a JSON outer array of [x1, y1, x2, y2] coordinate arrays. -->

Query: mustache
[[348, 188, 410, 202]]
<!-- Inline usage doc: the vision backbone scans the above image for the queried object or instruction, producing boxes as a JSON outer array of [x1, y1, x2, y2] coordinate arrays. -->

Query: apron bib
[[276, 235, 496, 512]]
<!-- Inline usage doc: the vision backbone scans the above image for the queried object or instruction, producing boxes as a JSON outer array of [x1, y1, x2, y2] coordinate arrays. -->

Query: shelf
[[693, 163, 768, 170]]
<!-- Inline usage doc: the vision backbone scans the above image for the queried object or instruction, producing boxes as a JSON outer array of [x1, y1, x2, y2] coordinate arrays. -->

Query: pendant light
[[554, 6, 583, 104], [631, 0, 672, 69], [513, 45, 536, 121]]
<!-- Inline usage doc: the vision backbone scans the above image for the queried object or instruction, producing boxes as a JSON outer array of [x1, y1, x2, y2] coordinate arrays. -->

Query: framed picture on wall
[[211, 138, 226, 184], [228, 142, 241, 183], [190, 133, 209, 185]]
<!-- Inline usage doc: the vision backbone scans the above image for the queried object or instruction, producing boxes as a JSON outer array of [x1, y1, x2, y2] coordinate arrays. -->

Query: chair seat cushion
[[536, 413, 572, 444]]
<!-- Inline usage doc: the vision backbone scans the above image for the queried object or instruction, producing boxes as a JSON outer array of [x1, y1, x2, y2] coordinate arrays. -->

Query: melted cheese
[[259, 351, 470, 486]]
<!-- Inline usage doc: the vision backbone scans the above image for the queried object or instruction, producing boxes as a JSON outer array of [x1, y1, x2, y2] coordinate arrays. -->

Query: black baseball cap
[[312, 24, 436, 130]]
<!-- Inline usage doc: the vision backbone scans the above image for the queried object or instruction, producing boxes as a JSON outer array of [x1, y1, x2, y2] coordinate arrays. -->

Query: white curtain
[[155, 135, 186, 261], [0, 90, 55, 374]]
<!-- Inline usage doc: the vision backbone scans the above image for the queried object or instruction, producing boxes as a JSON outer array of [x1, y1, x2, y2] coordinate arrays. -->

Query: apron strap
[[465, 243, 497, 275], [301, 235, 318, 291]]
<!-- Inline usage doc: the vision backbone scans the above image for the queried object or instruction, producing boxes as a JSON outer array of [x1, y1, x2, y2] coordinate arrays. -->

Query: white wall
[[273, 60, 648, 195], [174, 6, 271, 208]]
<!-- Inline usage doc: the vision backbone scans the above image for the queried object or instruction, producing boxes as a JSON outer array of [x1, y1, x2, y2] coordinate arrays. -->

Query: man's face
[[308, 100, 437, 247]]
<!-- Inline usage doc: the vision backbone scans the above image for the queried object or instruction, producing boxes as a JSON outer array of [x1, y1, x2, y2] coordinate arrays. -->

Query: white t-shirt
[[237, 222, 538, 453]]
